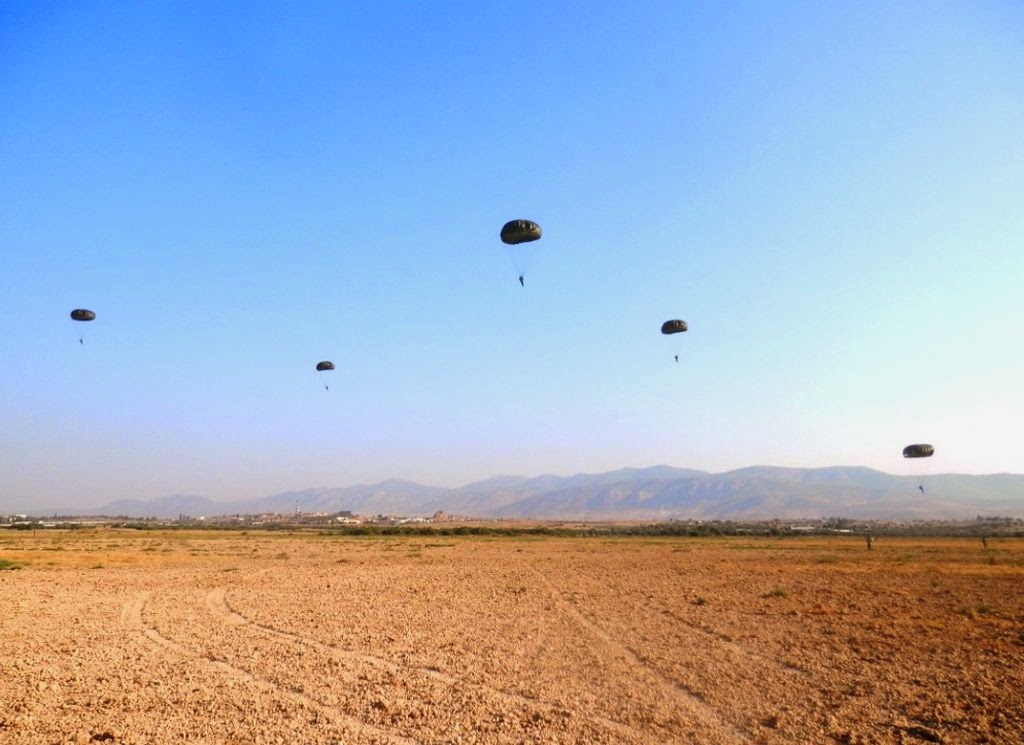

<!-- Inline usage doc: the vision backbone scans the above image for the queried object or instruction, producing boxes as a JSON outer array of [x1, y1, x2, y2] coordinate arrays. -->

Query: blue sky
[[2, 1, 1022, 510]]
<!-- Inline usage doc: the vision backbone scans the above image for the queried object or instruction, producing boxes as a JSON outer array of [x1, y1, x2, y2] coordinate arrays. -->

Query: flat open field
[[1, 531, 1022, 744]]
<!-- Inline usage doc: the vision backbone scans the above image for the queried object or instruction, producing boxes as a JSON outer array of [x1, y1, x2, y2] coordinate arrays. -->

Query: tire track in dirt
[[123, 591, 415, 745], [525, 567, 749, 744], [650, 597, 814, 681], [206, 588, 395, 676], [205, 587, 649, 743]]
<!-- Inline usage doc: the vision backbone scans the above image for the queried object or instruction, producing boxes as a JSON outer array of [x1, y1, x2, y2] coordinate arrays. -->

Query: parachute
[[662, 319, 687, 362], [70, 308, 95, 345], [316, 360, 335, 391], [500, 220, 542, 245], [903, 443, 934, 494], [500, 220, 542, 285]]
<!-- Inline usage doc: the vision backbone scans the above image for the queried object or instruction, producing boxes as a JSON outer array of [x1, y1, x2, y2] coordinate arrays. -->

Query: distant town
[[2, 510, 1021, 538]]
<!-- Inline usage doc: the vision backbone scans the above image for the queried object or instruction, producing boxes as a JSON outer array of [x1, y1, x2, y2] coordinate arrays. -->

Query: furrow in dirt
[[124, 591, 416, 745], [526, 566, 748, 744], [206, 586, 651, 743]]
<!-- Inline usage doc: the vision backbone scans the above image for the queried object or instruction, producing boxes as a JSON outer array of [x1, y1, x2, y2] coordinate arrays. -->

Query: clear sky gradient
[[2, 1, 1022, 510]]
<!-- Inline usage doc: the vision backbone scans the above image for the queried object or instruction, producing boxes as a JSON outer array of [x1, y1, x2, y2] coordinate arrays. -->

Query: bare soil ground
[[1, 531, 1022, 744]]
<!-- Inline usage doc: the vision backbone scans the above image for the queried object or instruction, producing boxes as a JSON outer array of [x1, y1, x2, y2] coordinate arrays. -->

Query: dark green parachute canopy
[[70, 309, 96, 322], [500, 219, 542, 245], [661, 320, 688, 334], [315, 361, 335, 372], [903, 444, 934, 458]]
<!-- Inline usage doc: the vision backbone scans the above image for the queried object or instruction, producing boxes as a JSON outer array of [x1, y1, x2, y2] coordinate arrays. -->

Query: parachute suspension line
[[919, 454, 933, 493]]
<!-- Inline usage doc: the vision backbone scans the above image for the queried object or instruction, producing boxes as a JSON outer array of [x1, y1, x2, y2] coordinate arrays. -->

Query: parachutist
[[674, 355, 678, 362], [325, 386, 329, 391], [79, 338, 83, 346], [518, 274, 524, 287], [918, 485, 925, 494]]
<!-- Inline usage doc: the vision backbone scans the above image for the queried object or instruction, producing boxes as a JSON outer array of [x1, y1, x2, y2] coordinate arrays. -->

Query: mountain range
[[34, 465, 1024, 521]]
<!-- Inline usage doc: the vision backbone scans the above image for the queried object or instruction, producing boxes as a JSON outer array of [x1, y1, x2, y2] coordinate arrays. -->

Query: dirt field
[[1, 531, 1021, 744]]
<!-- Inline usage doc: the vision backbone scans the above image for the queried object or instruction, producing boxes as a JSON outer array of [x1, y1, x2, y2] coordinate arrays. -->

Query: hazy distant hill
[[233, 480, 450, 517], [487, 467, 1022, 521], [68, 494, 223, 519], [425, 466, 709, 516], [39, 466, 1024, 520]]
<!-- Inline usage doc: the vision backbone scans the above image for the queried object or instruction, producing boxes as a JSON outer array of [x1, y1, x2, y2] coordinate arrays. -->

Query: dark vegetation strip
[[26, 519, 1022, 539]]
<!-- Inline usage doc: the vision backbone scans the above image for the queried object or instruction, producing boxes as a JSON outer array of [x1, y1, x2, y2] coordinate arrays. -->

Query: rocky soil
[[1, 532, 1021, 743]]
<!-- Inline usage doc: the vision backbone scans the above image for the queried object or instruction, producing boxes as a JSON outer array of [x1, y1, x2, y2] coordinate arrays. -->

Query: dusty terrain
[[1, 531, 1021, 744]]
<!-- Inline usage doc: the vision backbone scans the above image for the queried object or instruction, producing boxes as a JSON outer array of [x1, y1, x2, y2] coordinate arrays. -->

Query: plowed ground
[[1, 531, 1022, 744]]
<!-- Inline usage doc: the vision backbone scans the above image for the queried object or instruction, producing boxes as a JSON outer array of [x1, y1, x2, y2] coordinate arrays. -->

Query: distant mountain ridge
[[32, 465, 1024, 521]]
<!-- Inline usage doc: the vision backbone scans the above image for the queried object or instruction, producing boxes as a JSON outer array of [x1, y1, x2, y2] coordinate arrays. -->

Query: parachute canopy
[[500, 219, 542, 245], [70, 309, 96, 322], [315, 361, 335, 372], [903, 444, 934, 458], [661, 320, 688, 335]]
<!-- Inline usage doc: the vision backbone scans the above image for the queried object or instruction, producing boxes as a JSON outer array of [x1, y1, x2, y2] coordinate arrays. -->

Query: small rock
[[905, 725, 943, 743]]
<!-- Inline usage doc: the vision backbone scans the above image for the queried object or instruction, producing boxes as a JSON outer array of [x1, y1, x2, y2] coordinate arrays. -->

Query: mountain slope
[[36, 466, 1024, 520]]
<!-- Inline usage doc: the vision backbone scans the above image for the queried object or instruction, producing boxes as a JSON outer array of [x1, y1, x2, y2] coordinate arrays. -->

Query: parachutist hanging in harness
[[674, 355, 678, 362], [79, 338, 84, 346], [918, 484, 924, 494], [518, 274, 524, 287]]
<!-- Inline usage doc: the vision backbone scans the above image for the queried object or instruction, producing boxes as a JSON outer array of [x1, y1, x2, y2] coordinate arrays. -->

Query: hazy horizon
[[3, 2, 1022, 510], [8, 462, 1023, 517]]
